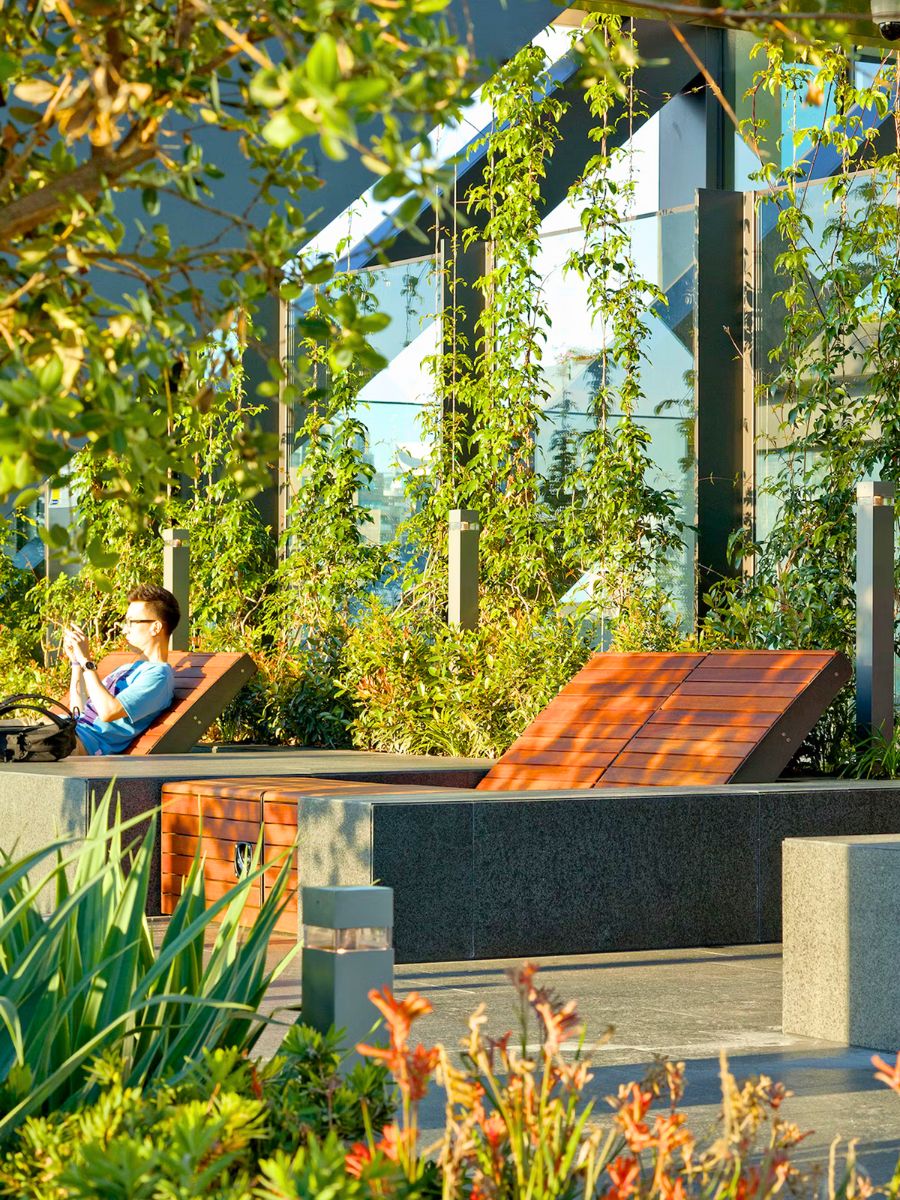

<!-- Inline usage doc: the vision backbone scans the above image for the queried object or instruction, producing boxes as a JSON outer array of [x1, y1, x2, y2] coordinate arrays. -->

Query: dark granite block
[[372, 801, 474, 963], [472, 790, 759, 959], [109, 777, 166, 914], [759, 785, 900, 942]]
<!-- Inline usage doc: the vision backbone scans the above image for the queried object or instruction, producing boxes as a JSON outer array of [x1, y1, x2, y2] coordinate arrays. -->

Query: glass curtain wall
[[283, 208, 698, 620], [752, 171, 879, 541], [285, 255, 441, 545], [534, 208, 698, 626]]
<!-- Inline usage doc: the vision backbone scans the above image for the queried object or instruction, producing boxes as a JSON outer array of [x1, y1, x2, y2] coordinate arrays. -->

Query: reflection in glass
[[534, 211, 697, 626], [287, 256, 440, 546], [754, 173, 880, 541]]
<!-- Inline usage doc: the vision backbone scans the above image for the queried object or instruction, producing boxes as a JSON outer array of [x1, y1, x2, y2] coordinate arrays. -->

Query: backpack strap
[[0, 694, 76, 729]]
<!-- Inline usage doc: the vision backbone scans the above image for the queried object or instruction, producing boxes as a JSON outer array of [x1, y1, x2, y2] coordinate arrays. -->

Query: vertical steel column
[[448, 509, 480, 630], [162, 527, 190, 652], [856, 480, 895, 740], [695, 189, 744, 616]]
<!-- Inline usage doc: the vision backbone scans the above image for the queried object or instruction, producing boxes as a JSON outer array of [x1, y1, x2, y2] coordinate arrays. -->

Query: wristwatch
[[80, 660, 97, 672]]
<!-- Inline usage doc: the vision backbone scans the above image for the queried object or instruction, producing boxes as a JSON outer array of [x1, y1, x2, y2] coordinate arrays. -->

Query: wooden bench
[[91, 651, 256, 755], [161, 775, 457, 932], [477, 650, 851, 791]]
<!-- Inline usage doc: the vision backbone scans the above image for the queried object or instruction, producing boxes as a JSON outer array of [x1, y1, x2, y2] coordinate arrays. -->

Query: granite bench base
[[7, 758, 900, 962], [783, 835, 900, 1050]]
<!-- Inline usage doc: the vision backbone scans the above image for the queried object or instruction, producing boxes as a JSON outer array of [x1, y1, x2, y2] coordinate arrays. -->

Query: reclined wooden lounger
[[90, 651, 256, 755], [477, 649, 851, 791]]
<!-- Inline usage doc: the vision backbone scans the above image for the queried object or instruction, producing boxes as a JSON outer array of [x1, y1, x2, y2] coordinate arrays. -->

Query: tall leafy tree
[[0, 0, 469, 531]]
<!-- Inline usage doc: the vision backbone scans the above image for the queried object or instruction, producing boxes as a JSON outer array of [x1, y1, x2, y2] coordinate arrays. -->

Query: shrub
[[0, 1036, 392, 1199], [211, 639, 355, 749], [347, 967, 871, 1200], [0, 790, 292, 1139], [0, 960, 886, 1198], [338, 603, 594, 757]]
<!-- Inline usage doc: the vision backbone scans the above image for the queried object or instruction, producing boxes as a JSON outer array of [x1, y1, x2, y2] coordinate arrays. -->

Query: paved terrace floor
[[252, 942, 900, 1185]]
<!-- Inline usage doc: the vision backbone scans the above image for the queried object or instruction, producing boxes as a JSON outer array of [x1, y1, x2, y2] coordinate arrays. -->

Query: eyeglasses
[[120, 618, 155, 628]]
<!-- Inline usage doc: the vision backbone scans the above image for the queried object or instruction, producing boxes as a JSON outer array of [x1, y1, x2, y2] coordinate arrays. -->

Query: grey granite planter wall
[[303, 779, 900, 962], [4, 757, 900, 961]]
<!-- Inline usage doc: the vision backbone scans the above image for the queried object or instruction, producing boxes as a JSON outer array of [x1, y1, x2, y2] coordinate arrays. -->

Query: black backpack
[[0, 694, 79, 763]]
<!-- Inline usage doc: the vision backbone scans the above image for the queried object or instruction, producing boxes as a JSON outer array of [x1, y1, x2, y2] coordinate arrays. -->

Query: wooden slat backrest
[[92, 651, 257, 755], [478, 649, 851, 791], [477, 653, 704, 791]]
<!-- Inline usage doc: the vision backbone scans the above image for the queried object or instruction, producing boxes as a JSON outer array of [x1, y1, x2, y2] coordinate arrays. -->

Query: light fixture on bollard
[[301, 885, 394, 1067]]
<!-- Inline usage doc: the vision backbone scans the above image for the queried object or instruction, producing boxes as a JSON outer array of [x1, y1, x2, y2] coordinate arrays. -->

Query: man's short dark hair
[[128, 584, 181, 635]]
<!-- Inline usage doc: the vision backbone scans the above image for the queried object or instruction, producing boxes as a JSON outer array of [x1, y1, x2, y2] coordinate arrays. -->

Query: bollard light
[[448, 508, 480, 629], [301, 885, 394, 1068]]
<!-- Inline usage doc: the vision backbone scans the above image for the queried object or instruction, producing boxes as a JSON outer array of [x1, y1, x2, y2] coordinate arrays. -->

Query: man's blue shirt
[[75, 660, 175, 755]]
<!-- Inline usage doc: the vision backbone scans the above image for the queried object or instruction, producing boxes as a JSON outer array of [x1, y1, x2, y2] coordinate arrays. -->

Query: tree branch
[[0, 143, 156, 246]]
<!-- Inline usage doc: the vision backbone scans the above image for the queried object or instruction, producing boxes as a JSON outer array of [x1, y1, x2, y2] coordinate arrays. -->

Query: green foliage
[[561, 19, 683, 617], [0, 1035, 392, 1199], [213, 641, 354, 749], [851, 723, 900, 781], [610, 587, 692, 653], [701, 43, 900, 773], [0, 789, 293, 1139], [0, 0, 470, 515], [267, 1024, 393, 1144], [339, 603, 593, 756]]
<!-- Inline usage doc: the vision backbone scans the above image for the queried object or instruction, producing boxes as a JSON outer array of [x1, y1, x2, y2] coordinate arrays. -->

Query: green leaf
[[306, 34, 340, 90], [262, 110, 302, 150], [0, 53, 17, 84], [35, 355, 63, 392]]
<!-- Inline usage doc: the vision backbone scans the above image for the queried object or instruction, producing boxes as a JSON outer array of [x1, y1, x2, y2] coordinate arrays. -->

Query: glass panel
[[303, 925, 392, 951], [754, 173, 879, 541], [534, 209, 697, 625], [287, 256, 440, 547]]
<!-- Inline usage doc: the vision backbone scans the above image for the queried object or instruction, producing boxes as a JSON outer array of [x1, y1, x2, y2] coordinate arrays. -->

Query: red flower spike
[[507, 961, 540, 996], [481, 1111, 507, 1151], [407, 1043, 440, 1101], [378, 1122, 414, 1162], [606, 1156, 640, 1200], [660, 1175, 687, 1200], [367, 987, 433, 1049], [345, 1142, 373, 1179], [873, 1052, 900, 1093]]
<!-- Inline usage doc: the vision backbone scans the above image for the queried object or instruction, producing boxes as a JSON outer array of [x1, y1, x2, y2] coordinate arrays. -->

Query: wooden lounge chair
[[90, 651, 256, 755], [477, 650, 851, 791]]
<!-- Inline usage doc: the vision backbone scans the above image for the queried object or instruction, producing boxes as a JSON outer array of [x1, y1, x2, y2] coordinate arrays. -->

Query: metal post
[[162, 527, 190, 652], [448, 509, 480, 630], [856, 480, 895, 740], [301, 886, 394, 1072]]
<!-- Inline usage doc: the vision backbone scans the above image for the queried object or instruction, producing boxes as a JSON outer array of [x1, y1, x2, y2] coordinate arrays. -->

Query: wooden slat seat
[[478, 649, 851, 791], [90, 651, 256, 755], [478, 653, 705, 791]]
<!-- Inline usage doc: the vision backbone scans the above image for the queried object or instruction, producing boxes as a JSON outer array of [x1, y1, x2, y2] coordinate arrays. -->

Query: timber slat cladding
[[477, 649, 851, 791], [160, 774, 450, 934]]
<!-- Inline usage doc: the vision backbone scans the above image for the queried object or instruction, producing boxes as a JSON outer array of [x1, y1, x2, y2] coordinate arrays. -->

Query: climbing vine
[[561, 17, 684, 624], [704, 42, 900, 769]]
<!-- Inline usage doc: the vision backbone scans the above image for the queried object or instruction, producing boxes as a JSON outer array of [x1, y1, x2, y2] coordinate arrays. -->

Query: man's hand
[[63, 624, 91, 667]]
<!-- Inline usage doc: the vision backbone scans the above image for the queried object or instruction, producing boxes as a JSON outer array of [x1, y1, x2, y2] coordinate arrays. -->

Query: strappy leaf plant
[[0, 788, 295, 1140]]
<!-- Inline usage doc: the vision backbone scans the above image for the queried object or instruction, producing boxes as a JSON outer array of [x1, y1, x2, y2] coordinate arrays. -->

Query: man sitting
[[64, 584, 180, 756]]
